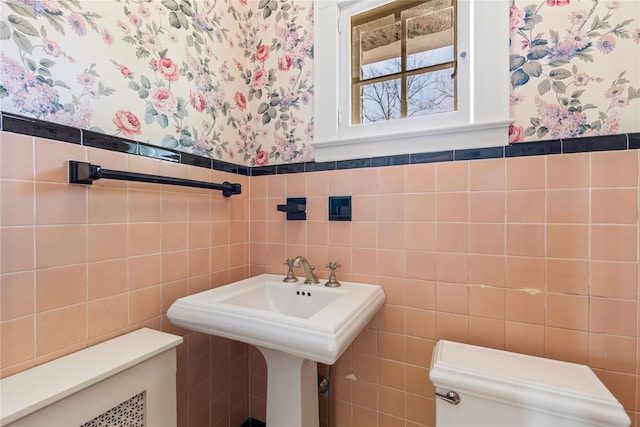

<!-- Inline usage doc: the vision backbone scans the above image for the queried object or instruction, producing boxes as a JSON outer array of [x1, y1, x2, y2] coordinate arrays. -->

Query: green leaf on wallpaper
[[536, 127, 548, 138], [138, 89, 149, 99], [8, 15, 38, 36], [177, 12, 189, 29], [537, 79, 551, 95], [12, 29, 32, 53], [168, 12, 181, 29], [527, 46, 550, 61], [98, 82, 115, 96], [25, 57, 36, 72], [262, 113, 271, 124], [522, 61, 542, 77], [258, 0, 269, 8], [549, 68, 571, 80], [263, 6, 272, 18], [157, 114, 169, 127], [162, 0, 179, 11], [180, 3, 194, 16], [161, 135, 179, 148], [0, 87, 9, 99], [5, 1, 35, 18], [186, 34, 194, 46], [128, 81, 140, 91], [145, 111, 155, 125], [41, 13, 64, 35], [39, 58, 55, 68], [179, 136, 193, 147], [509, 55, 525, 71], [140, 75, 151, 89], [0, 22, 11, 40], [510, 69, 529, 88], [54, 80, 70, 89], [258, 102, 269, 114], [548, 57, 570, 67], [570, 90, 584, 99], [582, 104, 597, 110], [628, 87, 640, 100], [136, 46, 150, 59], [38, 67, 51, 77], [552, 80, 566, 94]]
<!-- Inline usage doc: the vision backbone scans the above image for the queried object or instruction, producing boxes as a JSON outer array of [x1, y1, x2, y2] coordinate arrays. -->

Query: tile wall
[[2, 127, 640, 427], [0, 131, 250, 427], [247, 150, 640, 426]]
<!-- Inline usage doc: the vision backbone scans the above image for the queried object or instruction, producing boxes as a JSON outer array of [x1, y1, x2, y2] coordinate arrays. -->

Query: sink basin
[[168, 273, 385, 426], [167, 273, 385, 365]]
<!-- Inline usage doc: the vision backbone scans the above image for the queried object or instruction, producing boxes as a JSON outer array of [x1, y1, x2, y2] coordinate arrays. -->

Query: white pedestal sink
[[167, 273, 386, 426]]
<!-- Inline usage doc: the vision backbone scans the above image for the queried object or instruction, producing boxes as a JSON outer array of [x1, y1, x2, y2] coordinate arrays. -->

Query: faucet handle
[[324, 262, 342, 287], [283, 258, 299, 283]]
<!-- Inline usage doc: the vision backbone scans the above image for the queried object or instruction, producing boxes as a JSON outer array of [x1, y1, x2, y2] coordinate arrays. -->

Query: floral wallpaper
[[0, 0, 314, 166], [508, 0, 640, 142], [0, 0, 638, 165]]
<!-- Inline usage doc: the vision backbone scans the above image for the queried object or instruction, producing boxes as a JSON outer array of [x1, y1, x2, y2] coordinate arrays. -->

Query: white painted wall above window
[[312, 0, 513, 162]]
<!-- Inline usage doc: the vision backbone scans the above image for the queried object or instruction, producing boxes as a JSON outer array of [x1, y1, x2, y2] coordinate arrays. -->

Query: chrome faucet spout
[[293, 256, 320, 284]]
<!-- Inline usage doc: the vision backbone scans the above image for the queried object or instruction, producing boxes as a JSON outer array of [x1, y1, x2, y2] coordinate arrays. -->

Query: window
[[351, 0, 456, 124], [313, 0, 512, 162]]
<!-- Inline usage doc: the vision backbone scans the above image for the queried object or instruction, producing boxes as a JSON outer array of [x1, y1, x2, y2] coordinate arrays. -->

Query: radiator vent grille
[[80, 392, 145, 427]]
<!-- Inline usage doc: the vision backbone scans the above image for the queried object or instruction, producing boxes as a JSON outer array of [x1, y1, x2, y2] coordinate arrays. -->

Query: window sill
[[311, 118, 513, 162]]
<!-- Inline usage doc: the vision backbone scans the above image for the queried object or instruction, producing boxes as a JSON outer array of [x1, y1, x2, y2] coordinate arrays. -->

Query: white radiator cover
[[0, 328, 182, 427]]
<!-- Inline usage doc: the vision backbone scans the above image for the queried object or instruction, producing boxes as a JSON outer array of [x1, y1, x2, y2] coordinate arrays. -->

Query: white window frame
[[312, 0, 512, 162]]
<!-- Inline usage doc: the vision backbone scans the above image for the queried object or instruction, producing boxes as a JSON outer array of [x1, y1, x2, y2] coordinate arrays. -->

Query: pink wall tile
[[0, 271, 34, 320], [4, 134, 640, 424], [505, 321, 544, 357], [36, 225, 86, 269], [1, 316, 35, 369], [2, 180, 34, 226], [405, 163, 435, 193], [506, 156, 545, 190], [591, 150, 638, 188], [506, 190, 545, 223], [546, 258, 589, 295], [545, 327, 588, 364], [36, 304, 87, 357], [546, 189, 589, 223], [1, 226, 35, 273], [546, 153, 589, 189], [1, 133, 34, 180], [469, 191, 505, 223], [36, 265, 86, 312], [436, 161, 468, 192], [469, 158, 505, 191]]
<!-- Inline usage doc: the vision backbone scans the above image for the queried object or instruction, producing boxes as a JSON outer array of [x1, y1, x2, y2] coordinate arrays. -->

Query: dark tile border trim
[[1, 111, 238, 172], [2, 111, 639, 177]]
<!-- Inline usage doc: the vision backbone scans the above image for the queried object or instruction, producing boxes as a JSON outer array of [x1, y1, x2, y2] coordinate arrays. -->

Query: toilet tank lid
[[429, 340, 630, 427]]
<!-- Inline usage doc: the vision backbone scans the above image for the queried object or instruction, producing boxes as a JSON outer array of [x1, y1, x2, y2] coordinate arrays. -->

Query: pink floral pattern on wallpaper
[[509, 0, 640, 142], [0, 0, 313, 165], [1, 0, 639, 162], [0, 0, 115, 128]]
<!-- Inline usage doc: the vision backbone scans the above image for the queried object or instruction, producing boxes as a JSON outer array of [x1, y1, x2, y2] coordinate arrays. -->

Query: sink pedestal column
[[257, 347, 319, 427]]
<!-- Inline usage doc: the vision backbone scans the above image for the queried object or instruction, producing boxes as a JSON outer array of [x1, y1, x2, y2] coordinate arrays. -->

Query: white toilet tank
[[429, 340, 630, 427]]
